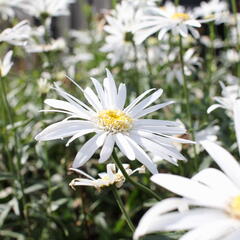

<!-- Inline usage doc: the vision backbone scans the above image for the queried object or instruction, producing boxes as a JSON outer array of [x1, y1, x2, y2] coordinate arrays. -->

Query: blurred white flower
[[69, 163, 144, 190], [35, 69, 191, 174], [0, 0, 21, 20], [194, 0, 229, 25], [0, 20, 31, 46], [0, 50, 13, 77], [18, 0, 75, 18], [195, 125, 219, 143], [165, 48, 201, 85], [100, 1, 143, 66], [134, 139, 240, 240], [37, 77, 51, 95], [134, 1, 204, 44], [207, 83, 240, 114], [26, 38, 66, 53]]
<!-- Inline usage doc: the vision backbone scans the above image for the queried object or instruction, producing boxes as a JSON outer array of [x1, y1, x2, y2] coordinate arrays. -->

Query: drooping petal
[[201, 140, 240, 188], [72, 132, 107, 168], [233, 99, 240, 155], [99, 134, 115, 163], [114, 133, 135, 160], [35, 120, 94, 141]]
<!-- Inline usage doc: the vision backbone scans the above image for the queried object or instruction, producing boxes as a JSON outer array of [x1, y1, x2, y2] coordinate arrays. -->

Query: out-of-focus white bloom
[[0, 20, 31, 46], [195, 125, 219, 143], [35, 69, 192, 174], [221, 49, 240, 64], [18, 0, 75, 18], [134, 1, 204, 44], [194, 0, 229, 25], [69, 164, 145, 190], [200, 36, 225, 49], [124, 0, 159, 7], [101, 1, 143, 66], [37, 76, 51, 95], [26, 38, 66, 53], [165, 48, 201, 84], [207, 83, 240, 114], [134, 139, 240, 240], [0, 0, 21, 20], [0, 50, 13, 77]]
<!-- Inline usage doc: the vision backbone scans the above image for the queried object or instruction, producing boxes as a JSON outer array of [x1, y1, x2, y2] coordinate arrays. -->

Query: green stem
[[179, 36, 198, 170], [111, 186, 135, 232], [112, 150, 161, 201]]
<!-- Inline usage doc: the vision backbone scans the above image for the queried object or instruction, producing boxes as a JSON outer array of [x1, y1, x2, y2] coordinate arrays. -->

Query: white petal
[[128, 89, 163, 117], [114, 133, 135, 160], [124, 89, 155, 113], [117, 83, 126, 110], [207, 104, 222, 114], [83, 87, 103, 111], [201, 140, 240, 188], [151, 174, 226, 208], [192, 168, 239, 198], [233, 100, 240, 155], [45, 99, 90, 119], [66, 129, 96, 146], [35, 120, 93, 141], [72, 132, 107, 168], [126, 136, 158, 174], [223, 229, 240, 240], [91, 77, 106, 107], [180, 219, 240, 240], [99, 134, 115, 163], [133, 101, 174, 119]]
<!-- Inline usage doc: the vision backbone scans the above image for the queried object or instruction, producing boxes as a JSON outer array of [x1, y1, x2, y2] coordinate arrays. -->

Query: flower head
[[35, 69, 191, 174], [69, 164, 144, 191], [134, 139, 240, 240], [134, 1, 204, 44]]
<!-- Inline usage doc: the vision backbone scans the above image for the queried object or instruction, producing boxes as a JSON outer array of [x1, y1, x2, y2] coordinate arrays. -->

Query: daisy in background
[[134, 1, 205, 45], [0, 20, 31, 46], [0, 51, 13, 78], [0, 0, 21, 20], [194, 0, 229, 25], [69, 163, 145, 191], [100, 1, 144, 66], [18, 0, 75, 18], [35, 69, 192, 174], [134, 136, 240, 240]]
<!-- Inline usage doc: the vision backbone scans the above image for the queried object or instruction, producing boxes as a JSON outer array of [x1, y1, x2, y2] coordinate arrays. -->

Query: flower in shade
[[0, 20, 31, 46], [134, 139, 240, 240], [35, 69, 191, 174], [69, 163, 145, 191], [134, 1, 204, 44], [0, 51, 13, 77]]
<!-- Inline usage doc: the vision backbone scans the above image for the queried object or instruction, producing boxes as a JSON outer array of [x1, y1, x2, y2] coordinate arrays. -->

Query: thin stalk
[[111, 186, 135, 232], [144, 43, 154, 88], [112, 150, 161, 201], [175, 0, 180, 6], [179, 36, 198, 170]]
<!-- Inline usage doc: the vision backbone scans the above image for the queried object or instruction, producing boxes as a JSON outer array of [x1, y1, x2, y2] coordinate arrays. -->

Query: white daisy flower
[[100, 1, 144, 66], [194, 0, 229, 25], [0, 20, 31, 46], [0, 0, 21, 20], [134, 1, 203, 44], [134, 139, 240, 240], [18, 0, 75, 18], [35, 69, 191, 174], [69, 163, 145, 191], [0, 50, 13, 78]]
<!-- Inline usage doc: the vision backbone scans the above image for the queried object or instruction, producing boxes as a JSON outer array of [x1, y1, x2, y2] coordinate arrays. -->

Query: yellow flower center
[[229, 195, 240, 219], [171, 12, 190, 21], [97, 110, 133, 132]]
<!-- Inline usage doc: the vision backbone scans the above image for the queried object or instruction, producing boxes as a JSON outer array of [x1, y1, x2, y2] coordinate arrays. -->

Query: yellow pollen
[[97, 110, 133, 132], [171, 12, 190, 21], [229, 195, 240, 219]]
